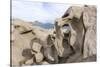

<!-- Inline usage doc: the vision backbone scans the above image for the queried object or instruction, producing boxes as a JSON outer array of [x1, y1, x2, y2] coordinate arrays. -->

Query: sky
[[12, 0, 70, 24]]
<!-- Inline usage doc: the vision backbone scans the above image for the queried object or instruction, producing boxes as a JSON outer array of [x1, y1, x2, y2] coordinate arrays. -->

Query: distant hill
[[12, 18, 54, 29], [30, 21, 54, 29]]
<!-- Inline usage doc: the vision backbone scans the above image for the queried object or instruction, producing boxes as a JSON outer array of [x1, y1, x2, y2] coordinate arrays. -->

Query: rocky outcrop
[[11, 19, 58, 66], [11, 19, 36, 66], [55, 5, 96, 59], [11, 5, 97, 66], [83, 6, 96, 58]]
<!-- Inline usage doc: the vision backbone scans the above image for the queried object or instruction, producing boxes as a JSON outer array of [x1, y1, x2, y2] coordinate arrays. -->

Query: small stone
[[35, 52, 44, 63], [41, 61, 49, 65], [32, 42, 42, 52], [25, 58, 33, 65]]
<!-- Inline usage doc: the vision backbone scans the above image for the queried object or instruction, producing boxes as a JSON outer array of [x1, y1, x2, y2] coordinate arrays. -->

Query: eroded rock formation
[[11, 5, 97, 66], [55, 5, 96, 59]]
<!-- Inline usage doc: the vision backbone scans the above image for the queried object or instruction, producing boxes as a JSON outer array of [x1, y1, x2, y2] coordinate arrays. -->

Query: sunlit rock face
[[11, 5, 96, 66], [11, 19, 58, 66], [11, 19, 35, 66], [55, 5, 96, 58], [54, 20, 75, 58], [83, 6, 96, 58]]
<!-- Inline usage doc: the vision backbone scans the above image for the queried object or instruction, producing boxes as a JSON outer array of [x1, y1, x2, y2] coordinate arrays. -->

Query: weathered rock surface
[[83, 6, 96, 58], [32, 42, 42, 53], [11, 19, 35, 66], [12, 19, 33, 34], [35, 52, 44, 63], [55, 5, 96, 59], [11, 19, 58, 66], [11, 5, 97, 66], [41, 61, 50, 65]]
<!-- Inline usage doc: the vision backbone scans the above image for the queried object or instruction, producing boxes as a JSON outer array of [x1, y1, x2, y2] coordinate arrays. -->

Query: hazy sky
[[12, 0, 70, 23]]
